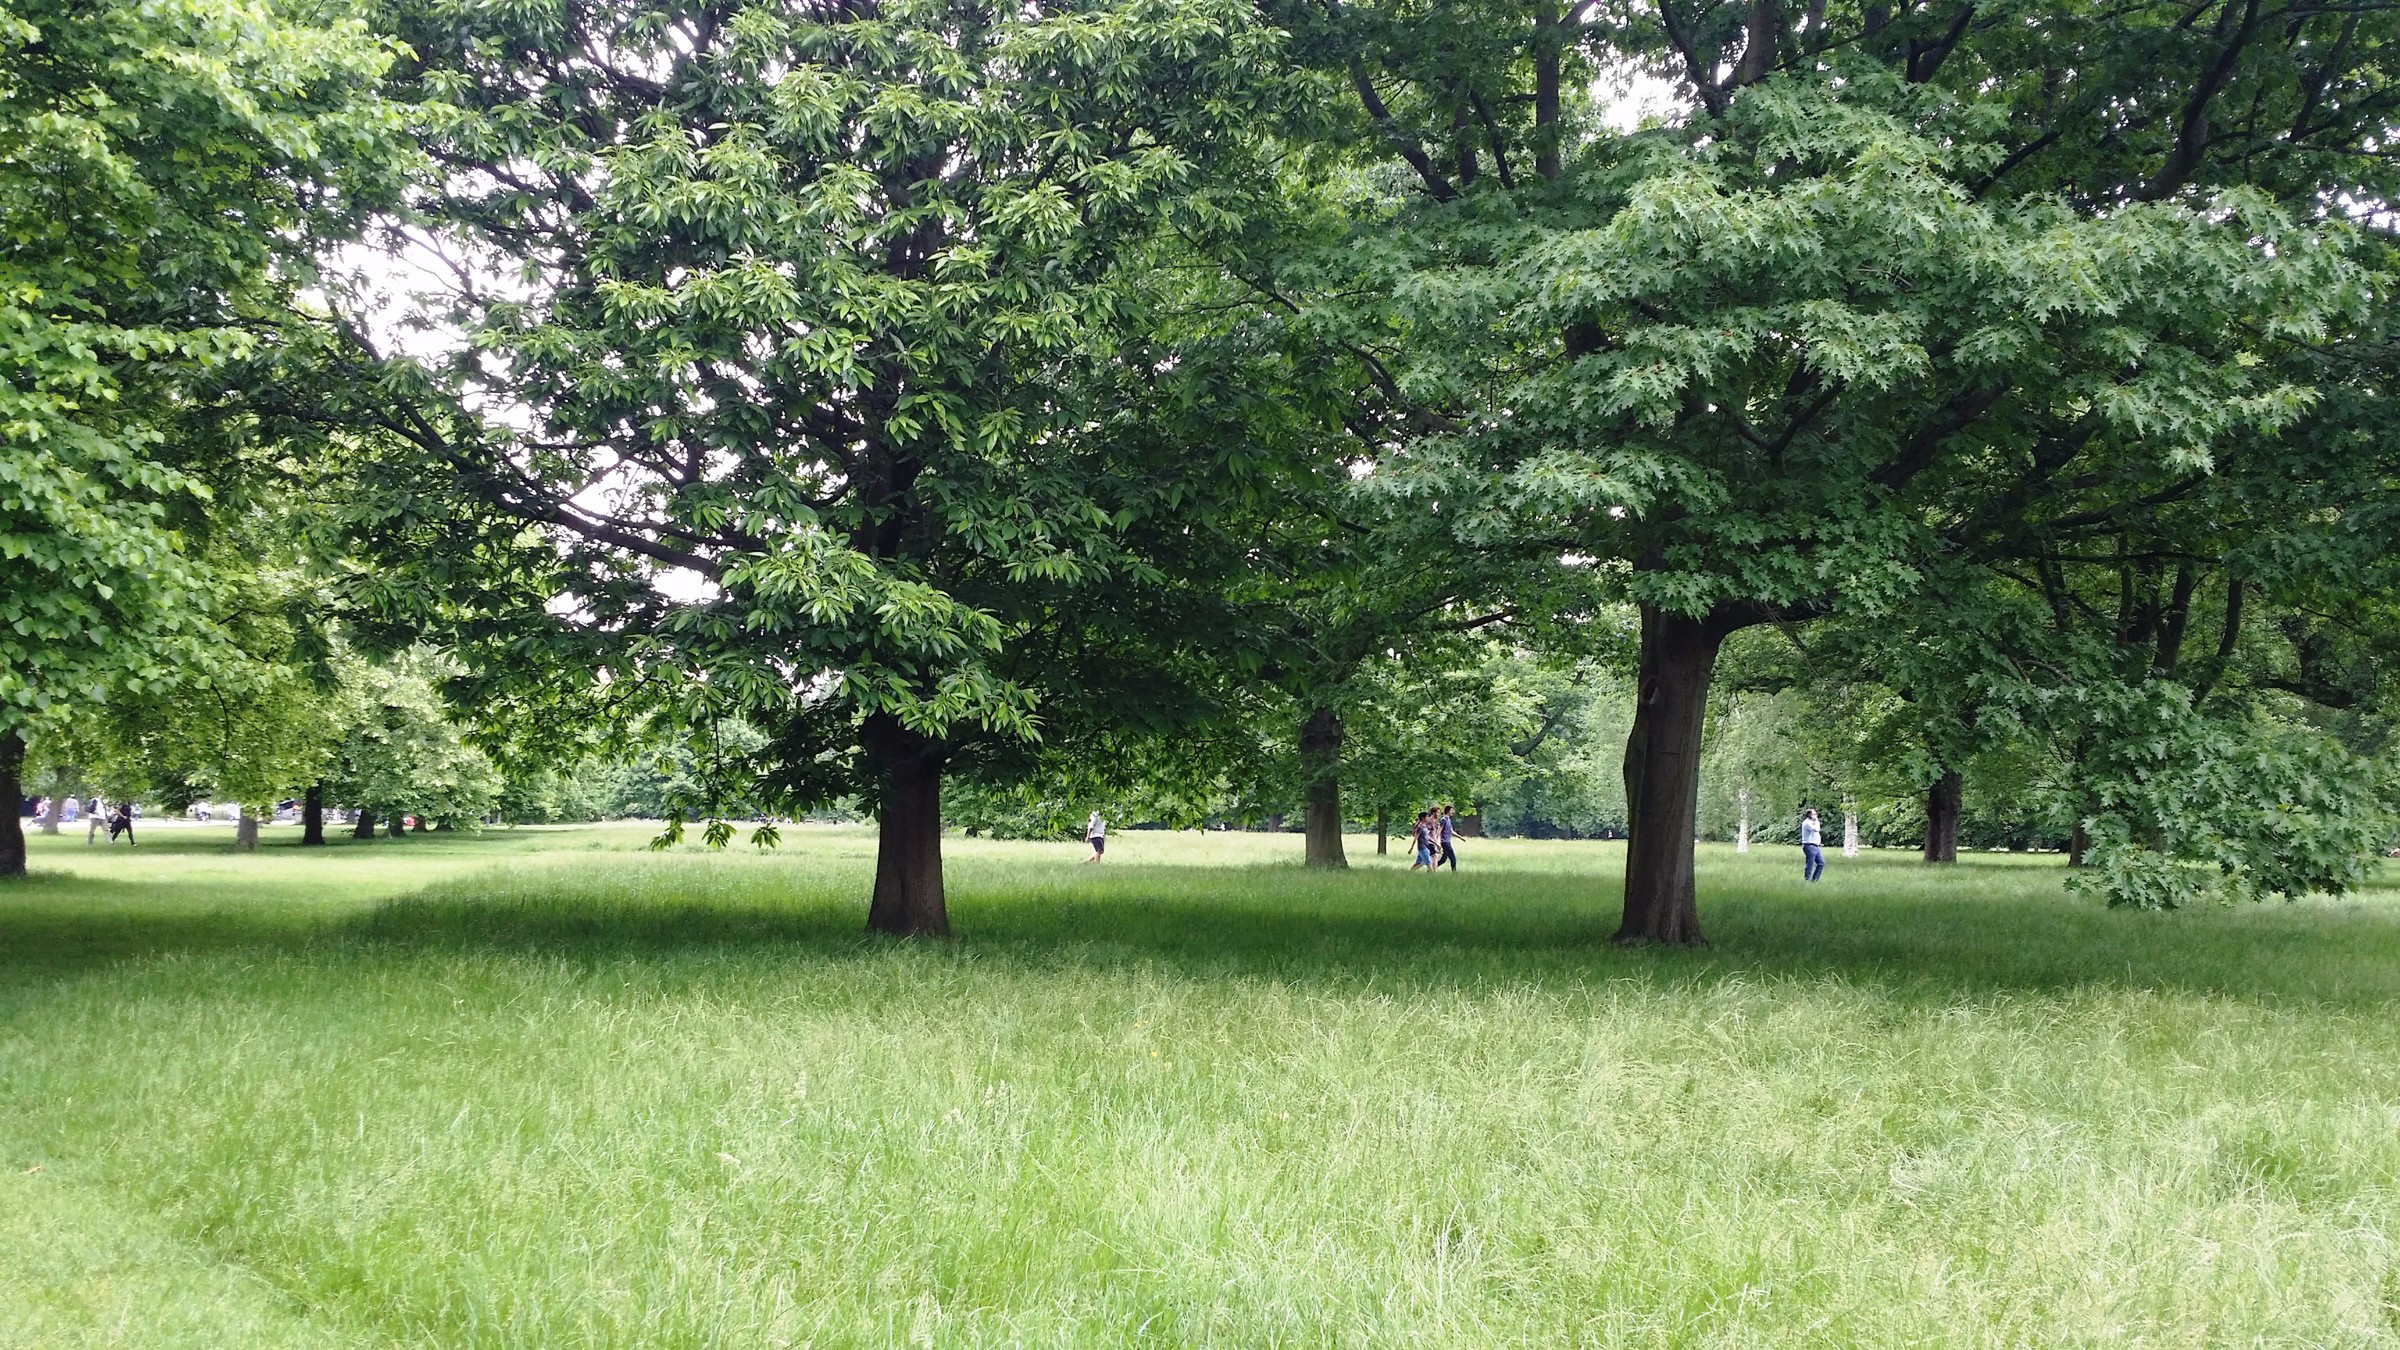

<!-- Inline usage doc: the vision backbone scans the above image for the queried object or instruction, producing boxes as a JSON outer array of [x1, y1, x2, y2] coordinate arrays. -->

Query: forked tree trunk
[[235, 805, 260, 852], [0, 732, 24, 878], [353, 809, 377, 840], [1616, 605, 1731, 946], [301, 784, 326, 846], [1923, 770, 1961, 863], [1299, 707, 1347, 869], [863, 713, 949, 937]]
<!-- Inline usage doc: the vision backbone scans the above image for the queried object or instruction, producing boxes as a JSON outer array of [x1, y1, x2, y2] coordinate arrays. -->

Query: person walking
[[1435, 804, 1459, 872], [1083, 810, 1106, 863], [1410, 810, 1434, 871], [108, 802, 136, 847], [85, 797, 105, 846], [1799, 807, 1825, 882]]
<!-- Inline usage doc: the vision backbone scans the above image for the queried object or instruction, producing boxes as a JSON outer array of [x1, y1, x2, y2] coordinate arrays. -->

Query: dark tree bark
[[2068, 820, 2089, 867], [301, 783, 326, 846], [235, 805, 260, 852], [386, 814, 405, 839], [1456, 808, 1485, 838], [1299, 706, 1347, 869], [1376, 809, 1389, 855], [863, 712, 949, 937], [1616, 605, 1733, 945], [0, 732, 24, 878], [1923, 770, 1961, 864], [352, 809, 377, 840]]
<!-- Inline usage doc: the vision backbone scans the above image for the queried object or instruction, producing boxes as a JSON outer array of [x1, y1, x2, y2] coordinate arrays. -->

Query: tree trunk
[[386, 814, 405, 839], [863, 713, 949, 937], [1923, 770, 1961, 864], [235, 805, 260, 852], [1456, 808, 1485, 838], [1616, 605, 1730, 945], [353, 809, 377, 840], [0, 732, 24, 878], [302, 784, 326, 846], [1299, 707, 1347, 869], [1376, 810, 1388, 856], [411, 814, 429, 833], [38, 773, 71, 835], [1735, 786, 1750, 853], [2067, 819, 2088, 867], [1842, 794, 1860, 858]]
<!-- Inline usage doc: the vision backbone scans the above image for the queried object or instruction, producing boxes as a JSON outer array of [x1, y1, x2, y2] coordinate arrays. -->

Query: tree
[[322, 652, 502, 834], [354, 0, 1287, 933], [1266, 0, 2400, 940], [0, 0, 396, 874]]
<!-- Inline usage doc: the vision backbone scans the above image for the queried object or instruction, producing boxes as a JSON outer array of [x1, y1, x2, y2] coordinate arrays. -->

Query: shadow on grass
[[8, 848, 2399, 1009], [320, 862, 2400, 1011]]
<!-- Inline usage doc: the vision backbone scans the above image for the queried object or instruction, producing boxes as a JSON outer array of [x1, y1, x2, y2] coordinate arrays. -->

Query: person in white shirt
[[1084, 811, 1106, 863], [1800, 808, 1825, 882]]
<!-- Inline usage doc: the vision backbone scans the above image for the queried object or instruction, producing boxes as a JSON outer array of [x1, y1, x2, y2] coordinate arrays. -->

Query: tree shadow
[[6, 847, 2396, 1009], [321, 861, 2400, 1011]]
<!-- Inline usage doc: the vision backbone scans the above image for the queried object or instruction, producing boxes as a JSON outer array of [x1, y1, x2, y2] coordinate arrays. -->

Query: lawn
[[3, 823, 2397, 1347]]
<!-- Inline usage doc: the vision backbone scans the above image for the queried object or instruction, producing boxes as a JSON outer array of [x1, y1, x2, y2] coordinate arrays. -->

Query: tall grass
[[3, 824, 2397, 1346]]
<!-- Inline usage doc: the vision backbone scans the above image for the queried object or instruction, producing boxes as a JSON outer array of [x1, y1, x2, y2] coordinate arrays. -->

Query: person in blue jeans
[[1799, 807, 1825, 882]]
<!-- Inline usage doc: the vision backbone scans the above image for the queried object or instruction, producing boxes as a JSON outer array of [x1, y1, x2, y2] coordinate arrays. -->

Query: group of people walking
[[1409, 804, 1461, 872]]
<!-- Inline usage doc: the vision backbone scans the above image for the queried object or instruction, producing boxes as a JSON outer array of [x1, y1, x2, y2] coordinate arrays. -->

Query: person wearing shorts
[[1084, 811, 1106, 863]]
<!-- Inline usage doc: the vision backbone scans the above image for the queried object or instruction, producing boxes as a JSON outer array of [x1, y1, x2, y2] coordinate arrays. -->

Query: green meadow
[[3, 825, 2397, 1347]]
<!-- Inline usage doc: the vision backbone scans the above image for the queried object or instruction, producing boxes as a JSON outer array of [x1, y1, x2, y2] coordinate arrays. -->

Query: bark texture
[[1299, 707, 1347, 869], [0, 732, 24, 878], [864, 713, 949, 937], [301, 783, 326, 846], [352, 810, 377, 840], [1616, 606, 1731, 945], [1375, 810, 1388, 856], [235, 805, 260, 852], [1923, 770, 1961, 863], [386, 814, 405, 839]]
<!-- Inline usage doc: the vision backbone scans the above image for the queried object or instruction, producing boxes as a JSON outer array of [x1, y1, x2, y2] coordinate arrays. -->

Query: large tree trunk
[[301, 784, 326, 846], [386, 814, 405, 839], [863, 713, 949, 937], [235, 805, 260, 852], [1616, 606, 1731, 946], [1375, 809, 1388, 856], [1923, 770, 1961, 863], [2067, 820, 2088, 867], [1299, 707, 1347, 869], [353, 809, 377, 840], [0, 732, 24, 878]]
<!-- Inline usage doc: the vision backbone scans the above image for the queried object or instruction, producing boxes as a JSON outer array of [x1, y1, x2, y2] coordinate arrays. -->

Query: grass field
[[3, 823, 2397, 1347]]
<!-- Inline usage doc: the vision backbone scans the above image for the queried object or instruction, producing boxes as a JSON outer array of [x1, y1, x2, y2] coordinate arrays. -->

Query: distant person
[[1436, 804, 1459, 872], [108, 802, 136, 847], [1799, 807, 1824, 882], [86, 797, 106, 845], [1410, 810, 1434, 871], [1084, 810, 1106, 863]]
